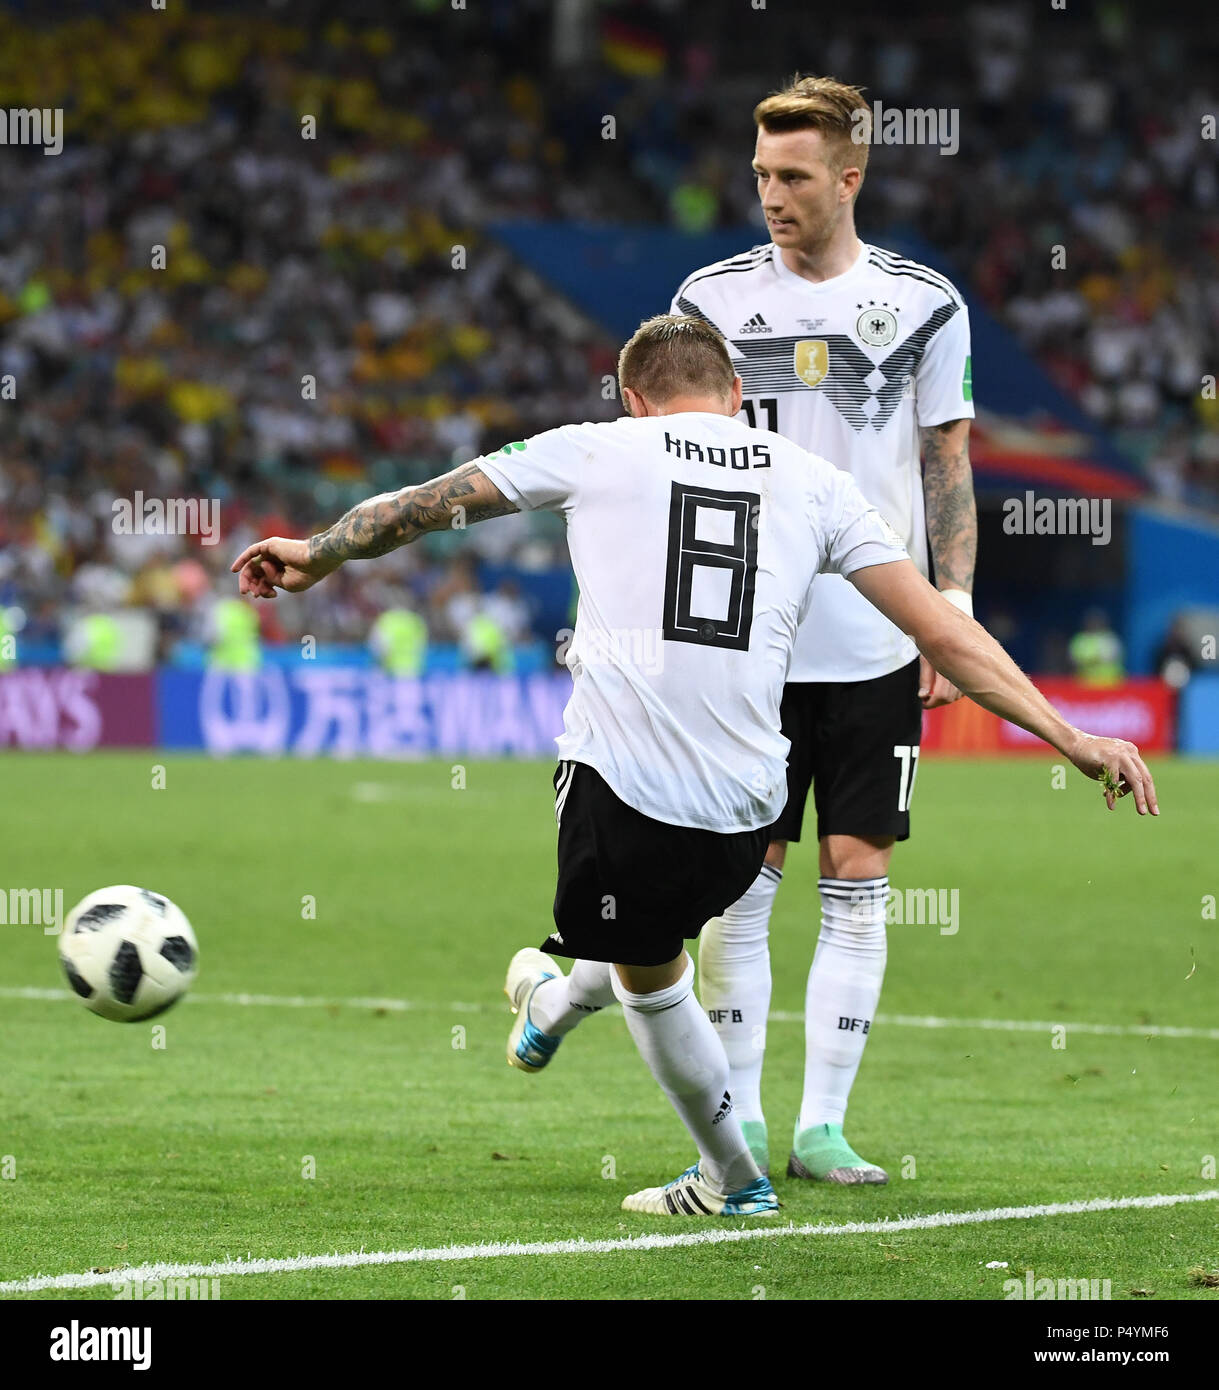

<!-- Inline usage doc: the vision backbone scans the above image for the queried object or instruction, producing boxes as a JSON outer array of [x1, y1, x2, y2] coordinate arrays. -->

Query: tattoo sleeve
[[919, 419, 976, 593], [307, 462, 518, 565]]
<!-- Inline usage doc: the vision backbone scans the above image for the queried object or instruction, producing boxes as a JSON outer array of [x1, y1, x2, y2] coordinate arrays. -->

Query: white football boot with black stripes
[[621, 1163, 779, 1217], [504, 947, 562, 1072]]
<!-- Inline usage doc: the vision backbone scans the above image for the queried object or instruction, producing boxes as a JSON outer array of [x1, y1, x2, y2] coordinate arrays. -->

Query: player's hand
[[1066, 731, 1159, 815], [918, 655, 963, 709], [230, 537, 339, 598]]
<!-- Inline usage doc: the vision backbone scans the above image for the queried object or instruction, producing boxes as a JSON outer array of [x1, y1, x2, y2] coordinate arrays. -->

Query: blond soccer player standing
[[669, 77, 978, 1182]]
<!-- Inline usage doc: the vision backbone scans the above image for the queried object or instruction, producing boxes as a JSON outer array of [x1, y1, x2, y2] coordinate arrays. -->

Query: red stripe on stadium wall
[[922, 678, 1176, 754], [970, 450, 1145, 499]]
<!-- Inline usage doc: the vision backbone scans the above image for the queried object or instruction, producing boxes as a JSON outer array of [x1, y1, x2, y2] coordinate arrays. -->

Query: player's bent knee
[[764, 840, 788, 871], [819, 834, 894, 881], [613, 952, 689, 999]]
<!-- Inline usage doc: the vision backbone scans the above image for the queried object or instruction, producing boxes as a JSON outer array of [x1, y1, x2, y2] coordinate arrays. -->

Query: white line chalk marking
[[4, 987, 1216, 1039], [3, 1190, 1216, 1294]]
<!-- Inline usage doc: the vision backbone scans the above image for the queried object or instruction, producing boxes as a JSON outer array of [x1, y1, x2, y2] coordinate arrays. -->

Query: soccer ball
[[59, 885, 198, 1022]]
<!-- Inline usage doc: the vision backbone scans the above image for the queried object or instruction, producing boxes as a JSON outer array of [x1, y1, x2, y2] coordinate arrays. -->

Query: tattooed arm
[[231, 462, 518, 598], [311, 462, 517, 564], [916, 417, 976, 707], [920, 418, 976, 593]]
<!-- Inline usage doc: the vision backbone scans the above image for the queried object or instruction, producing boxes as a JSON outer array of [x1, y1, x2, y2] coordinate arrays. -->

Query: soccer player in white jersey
[[232, 316, 1157, 1218], [665, 76, 980, 1182]]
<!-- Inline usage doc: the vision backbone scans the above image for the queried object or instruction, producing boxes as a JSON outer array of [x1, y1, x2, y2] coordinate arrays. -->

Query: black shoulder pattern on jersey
[[674, 244, 772, 301], [673, 295, 729, 335], [868, 248, 963, 306], [869, 243, 959, 288], [731, 300, 960, 433]]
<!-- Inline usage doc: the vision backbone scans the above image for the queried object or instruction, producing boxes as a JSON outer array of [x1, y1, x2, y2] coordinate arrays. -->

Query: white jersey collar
[[770, 239, 869, 296]]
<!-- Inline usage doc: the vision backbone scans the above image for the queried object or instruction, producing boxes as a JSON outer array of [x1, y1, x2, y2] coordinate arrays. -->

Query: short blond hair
[[754, 74, 869, 187], [618, 314, 735, 405]]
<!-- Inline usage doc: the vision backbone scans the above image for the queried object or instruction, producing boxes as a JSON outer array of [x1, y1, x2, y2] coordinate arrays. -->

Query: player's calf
[[527, 957, 614, 1037], [698, 860, 783, 1174]]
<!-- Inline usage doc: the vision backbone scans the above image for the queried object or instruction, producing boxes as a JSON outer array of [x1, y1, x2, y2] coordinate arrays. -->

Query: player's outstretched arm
[[231, 462, 518, 598], [849, 559, 1159, 815]]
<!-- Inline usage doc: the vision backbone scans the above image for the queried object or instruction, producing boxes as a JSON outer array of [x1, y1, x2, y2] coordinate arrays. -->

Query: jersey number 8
[[662, 482, 760, 652]]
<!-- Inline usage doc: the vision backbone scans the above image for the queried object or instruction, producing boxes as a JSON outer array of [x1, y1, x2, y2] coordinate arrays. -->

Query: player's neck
[[649, 396, 730, 417], [779, 224, 862, 285]]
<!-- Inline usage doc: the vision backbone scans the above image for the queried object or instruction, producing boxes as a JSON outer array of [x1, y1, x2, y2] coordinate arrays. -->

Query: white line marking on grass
[[3, 1190, 1216, 1295], [5, 987, 1217, 1040], [0, 986, 482, 1014]]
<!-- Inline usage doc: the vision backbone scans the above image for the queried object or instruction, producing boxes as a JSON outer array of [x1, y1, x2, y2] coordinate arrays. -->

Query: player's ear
[[729, 376, 743, 416], [621, 386, 643, 418], [840, 164, 863, 203]]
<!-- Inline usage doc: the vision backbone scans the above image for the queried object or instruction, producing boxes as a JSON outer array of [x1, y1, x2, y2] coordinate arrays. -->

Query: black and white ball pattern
[[59, 886, 198, 1022]]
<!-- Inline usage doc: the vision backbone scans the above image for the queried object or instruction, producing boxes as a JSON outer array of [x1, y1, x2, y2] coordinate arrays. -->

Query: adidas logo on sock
[[711, 1089, 734, 1125], [737, 313, 772, 334]]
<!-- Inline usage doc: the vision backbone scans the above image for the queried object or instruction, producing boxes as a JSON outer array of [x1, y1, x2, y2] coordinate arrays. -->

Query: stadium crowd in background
[[0, 0, 1214, 669]]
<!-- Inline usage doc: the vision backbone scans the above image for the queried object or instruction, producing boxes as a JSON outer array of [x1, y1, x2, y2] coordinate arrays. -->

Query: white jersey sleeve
[[915, 298, 975, 427], [820, 468, 911, 577], [475, 425, 593, 515]]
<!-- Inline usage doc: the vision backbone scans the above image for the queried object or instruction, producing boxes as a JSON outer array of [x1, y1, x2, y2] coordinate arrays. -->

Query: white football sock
[[529, 958, 614, 1037], [799, 877, 888, 1131], [697, 863, 782, 1126], [612, 956, 760, 1194]]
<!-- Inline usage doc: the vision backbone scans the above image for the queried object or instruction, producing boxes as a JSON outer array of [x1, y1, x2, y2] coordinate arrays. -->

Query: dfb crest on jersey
[[856, 306, 897, 346], [794, 340, 829, 387]]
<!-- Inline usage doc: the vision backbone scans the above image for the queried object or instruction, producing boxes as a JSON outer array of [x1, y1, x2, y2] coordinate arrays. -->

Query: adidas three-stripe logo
[[737, 313, 772, 333], [665, 1183, 713, 1215], [711, 1089, 734, 1125]]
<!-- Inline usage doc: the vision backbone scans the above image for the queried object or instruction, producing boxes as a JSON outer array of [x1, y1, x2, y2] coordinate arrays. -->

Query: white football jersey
[[478, 414, 907, 833], [672, 240, 973, 683]]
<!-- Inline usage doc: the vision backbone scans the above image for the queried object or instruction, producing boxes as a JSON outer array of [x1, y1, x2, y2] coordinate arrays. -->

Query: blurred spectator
[[482, 579, 532, 647], [205, 597, 261, 671], [370, 604, 428, 676], [63, 612, 123, 671], [1069, 609, 1125, 686], [462, 608, 514, 673], [1155, 615, 1198, 689]]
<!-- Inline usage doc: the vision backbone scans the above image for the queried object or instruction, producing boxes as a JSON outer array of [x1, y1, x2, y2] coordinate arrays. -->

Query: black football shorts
[[541, 760, 769, 967], [769, 657, 923, 844]]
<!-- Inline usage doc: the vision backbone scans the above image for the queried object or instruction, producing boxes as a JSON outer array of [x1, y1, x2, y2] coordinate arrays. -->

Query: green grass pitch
[[1, 751, 1216, 1300]]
